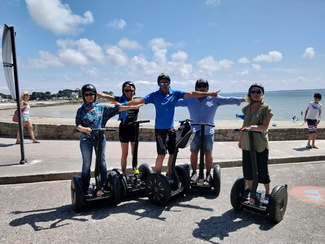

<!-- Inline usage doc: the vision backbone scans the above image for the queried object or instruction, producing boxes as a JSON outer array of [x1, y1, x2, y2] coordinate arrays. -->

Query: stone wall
[[1, 121, 324, 141]]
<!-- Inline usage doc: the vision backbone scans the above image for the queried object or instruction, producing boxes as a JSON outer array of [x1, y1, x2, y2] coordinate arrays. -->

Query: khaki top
[[241, 103, 272, 152]]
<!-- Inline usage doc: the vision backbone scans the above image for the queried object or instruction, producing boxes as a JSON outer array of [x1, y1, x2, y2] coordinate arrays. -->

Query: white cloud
[[252, 51, 283, 62], [129, 55, 159, 76], [252, 64, 261, 70], [197, 56, 233, 75], [58, 48, 88, 66], [171, 51, 187, 63], [205, 0, 221, 6], [56, 38, 104, 64], [106, 19, 127, 30], [302, 47, 315, 59], [238, 56, 250, 64], [118, 38, 142, 50], [80, 66, 101, 78], [237, 70, 248, 75], [27, 50, 63, 68], [149, 38, 172, 50], [104, 46, 128, 67], [25, 0, 94, 35]]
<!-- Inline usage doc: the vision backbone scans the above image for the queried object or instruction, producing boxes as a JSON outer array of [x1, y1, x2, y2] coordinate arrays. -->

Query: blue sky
[[0, 0, 324, 97]]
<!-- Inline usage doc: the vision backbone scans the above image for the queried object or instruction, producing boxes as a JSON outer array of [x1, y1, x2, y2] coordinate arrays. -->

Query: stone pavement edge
[[0, 137, 324, 184]]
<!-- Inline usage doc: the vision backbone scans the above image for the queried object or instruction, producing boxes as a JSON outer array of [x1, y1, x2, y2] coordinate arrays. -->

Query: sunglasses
[[250, 90, 262, 94], [84, 93, 95, 97], [159, 81, 170, 86], [124, 89, 134, 92], [196, 84, 208, 88]]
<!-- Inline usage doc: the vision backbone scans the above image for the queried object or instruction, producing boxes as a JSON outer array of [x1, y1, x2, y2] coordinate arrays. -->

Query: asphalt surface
[[0, 136, 325, 184], [0, 161, 324, 243]]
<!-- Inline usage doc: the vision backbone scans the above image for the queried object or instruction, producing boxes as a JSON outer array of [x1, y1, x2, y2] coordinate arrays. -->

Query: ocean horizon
[[26, 88, 324, 124]]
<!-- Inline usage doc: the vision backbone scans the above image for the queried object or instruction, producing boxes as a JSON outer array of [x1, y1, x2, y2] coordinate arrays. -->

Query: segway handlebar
[[128, 120, 150, 125], [92, 128, 117, 132], [234, 129, 265, 134], [179, 119, 192, 124], [192, 122, 215, 128]]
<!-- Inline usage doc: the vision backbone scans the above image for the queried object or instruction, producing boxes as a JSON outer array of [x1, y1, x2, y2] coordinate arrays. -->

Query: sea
[[30, 89, 324, 123]]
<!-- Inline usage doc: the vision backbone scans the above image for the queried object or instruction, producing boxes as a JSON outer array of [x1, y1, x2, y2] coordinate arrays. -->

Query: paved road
[[1, 161, 324, 244]]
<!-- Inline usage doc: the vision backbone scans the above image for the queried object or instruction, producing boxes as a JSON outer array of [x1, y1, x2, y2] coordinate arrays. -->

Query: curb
[[1, 155, 324, 185]]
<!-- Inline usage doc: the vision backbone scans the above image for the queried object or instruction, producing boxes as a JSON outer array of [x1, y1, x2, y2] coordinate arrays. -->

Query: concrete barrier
[[1, 121, 324, 141]]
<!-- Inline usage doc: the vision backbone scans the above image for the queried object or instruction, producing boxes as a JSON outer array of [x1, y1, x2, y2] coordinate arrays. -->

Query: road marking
[[291, 186, 325, 206]]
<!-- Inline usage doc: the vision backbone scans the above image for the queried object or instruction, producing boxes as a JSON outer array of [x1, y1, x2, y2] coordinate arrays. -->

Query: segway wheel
[[146, 173, 171, 205], [212, 164, 221, 196], [175, 165, 190, 194], [230, 177, 245, 210], [71, 176, 85, 212], [138, 163, 154, 181], [268, 185, 288, 223], [108, 171, 122, 205]]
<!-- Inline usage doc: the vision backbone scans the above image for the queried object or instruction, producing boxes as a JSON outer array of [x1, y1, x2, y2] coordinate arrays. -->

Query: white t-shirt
[[306, 102, 322, 120]]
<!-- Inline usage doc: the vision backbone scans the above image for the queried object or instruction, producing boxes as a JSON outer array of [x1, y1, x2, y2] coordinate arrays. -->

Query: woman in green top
[[238, 83, 273, 205]]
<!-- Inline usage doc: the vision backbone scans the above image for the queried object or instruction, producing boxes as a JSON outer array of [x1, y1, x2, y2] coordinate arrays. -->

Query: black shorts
[[155, 129, 176, 155], [307, 119, 317, 134], [242, 149, 270, 184], [119, 123, 135, 143]]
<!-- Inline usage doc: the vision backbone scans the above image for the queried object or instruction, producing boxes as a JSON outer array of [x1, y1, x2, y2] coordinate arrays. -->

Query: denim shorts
[[190, 132, 214, 153], [22, 113, 30, 121]]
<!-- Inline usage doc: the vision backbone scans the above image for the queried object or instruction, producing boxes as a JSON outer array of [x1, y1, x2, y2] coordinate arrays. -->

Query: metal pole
[[10, 26, 27, 164]]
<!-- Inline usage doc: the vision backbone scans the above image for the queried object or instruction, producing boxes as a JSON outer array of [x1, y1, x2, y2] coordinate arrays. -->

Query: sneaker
[[206, 173, 212, 183], [243, 189, 251, 200], [263, 194, 270, 205], [191, 172, 198, 182]]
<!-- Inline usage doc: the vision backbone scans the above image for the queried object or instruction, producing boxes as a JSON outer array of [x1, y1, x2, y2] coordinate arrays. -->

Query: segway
[[145, 119, 194, 205], [190, 123, 221, 196], [71, 128, 122, 212], [112, 120, 154, 199], [230, 129, 288, 223]]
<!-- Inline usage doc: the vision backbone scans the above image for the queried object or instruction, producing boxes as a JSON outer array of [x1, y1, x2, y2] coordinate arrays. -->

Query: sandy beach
[[0, 100, 322, 129]]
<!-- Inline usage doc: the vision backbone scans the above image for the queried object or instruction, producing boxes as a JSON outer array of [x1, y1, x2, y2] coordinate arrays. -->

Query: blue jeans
[[190, 133, 214, 153], [80, 133, 107, 193]]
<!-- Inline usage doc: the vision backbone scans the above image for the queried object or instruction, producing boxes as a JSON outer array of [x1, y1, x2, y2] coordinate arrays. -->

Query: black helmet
[[195, 78, 209, 91], [122, 81, 136, 95], [81, 84, 97, 103], [248, 83, 264, 95], [157, 73, 171, 84]]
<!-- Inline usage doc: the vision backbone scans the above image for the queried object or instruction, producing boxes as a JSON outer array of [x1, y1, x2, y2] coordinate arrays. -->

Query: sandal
[[306, 145, 312, 149], [312, 146, 319, 149]]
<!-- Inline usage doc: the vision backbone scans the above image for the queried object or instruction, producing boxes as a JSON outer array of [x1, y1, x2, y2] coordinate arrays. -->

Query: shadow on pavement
[[192, 209, 275, 243]]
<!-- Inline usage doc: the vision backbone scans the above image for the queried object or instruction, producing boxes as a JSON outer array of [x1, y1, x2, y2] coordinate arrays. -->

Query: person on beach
[[16, 91, 40, 144], [76, 84, 143, 196], [176, 79, 245, 182], [126, 73, 220, 176], [238, 83, 273, 205], [304, 93, 322, 149], [97, 81, 139, 173]]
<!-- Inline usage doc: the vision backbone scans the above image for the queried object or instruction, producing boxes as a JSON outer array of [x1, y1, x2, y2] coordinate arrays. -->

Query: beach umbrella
[[2, 24, 27, 164]]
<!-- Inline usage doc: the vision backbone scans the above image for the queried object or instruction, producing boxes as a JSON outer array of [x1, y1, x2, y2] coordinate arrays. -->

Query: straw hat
[[20, 91, 29, 99]]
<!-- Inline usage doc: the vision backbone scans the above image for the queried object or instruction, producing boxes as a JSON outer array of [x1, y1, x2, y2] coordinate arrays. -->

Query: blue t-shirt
[[176, 96, 242, 135], [144, 88, 185, 129], [75, 104, 120, 136]]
